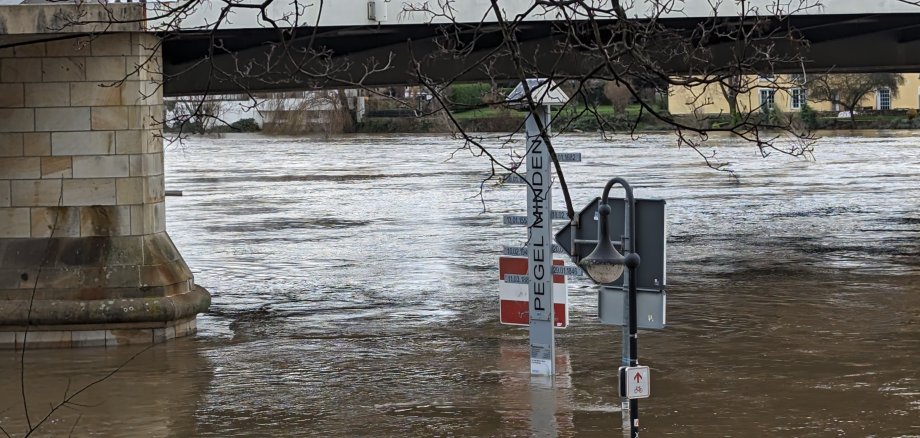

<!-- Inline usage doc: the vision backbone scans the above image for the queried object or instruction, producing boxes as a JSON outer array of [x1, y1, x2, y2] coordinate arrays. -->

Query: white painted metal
[[507, 79, 570, 108], [621, 366, 650, 399], [525, 106, 555, 376]]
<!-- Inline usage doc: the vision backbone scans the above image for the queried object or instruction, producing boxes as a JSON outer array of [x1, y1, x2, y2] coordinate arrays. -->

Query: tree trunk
[[336, 89, 358, 133], [719, 78, 741, 125]]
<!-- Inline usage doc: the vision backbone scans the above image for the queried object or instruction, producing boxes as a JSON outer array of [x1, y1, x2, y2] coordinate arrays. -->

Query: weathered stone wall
[[0, 33, 209, 349]]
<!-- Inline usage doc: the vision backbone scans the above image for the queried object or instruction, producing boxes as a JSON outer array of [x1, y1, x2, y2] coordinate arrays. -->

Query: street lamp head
[[578, 201, 626, 283], [578, 177, 639, 285], [578, 238, 626, 284]]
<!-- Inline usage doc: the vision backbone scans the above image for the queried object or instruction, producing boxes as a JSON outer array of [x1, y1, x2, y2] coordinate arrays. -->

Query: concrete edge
[[0, 284, 210, 326]]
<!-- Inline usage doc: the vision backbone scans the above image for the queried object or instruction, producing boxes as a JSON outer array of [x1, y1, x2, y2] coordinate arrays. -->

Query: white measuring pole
[[526, 104, 555, 376]]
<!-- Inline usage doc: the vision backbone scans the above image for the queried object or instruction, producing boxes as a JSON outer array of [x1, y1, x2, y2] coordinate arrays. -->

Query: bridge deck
[[3, 2, 920, 95]]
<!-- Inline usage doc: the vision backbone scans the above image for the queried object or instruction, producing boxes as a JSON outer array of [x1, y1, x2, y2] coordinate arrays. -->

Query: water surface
[[1, 131, 918, 437]]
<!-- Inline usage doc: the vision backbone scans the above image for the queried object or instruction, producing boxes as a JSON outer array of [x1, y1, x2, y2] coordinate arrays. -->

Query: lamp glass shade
[[578, 241, 626, 284]]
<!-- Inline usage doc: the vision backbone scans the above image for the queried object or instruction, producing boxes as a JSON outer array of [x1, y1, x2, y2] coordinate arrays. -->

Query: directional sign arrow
[[554, 197, 667, 290], [620, 365, 650, 399]]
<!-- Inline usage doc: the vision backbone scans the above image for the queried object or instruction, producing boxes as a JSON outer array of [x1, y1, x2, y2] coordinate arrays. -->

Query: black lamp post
[[578, 177, 642, 438]]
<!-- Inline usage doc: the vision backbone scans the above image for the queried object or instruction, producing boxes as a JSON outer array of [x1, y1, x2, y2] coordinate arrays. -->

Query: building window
[[877, 87, 891, 110], [759, 89, 776, 112], [790, 88, 805, 110]]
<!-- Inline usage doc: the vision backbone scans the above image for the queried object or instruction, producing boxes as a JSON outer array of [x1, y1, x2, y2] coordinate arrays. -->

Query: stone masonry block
[[0, 157, 41, 179], [86, 56, 128, 82], [62, 178, 117, 206], [150, 105, 166, 126], [173, 319, 189, 338], [41, 156, 73, 179], [115, 129, 143, 154], [95, 265, 142, 290], [91, 34, 132, 57], [0, 180, 9, 207], [13, 43, 45, 58], [24, 83, 70, 107], [145, 175, 165, 203], [134, 202, 165, 234], [146, 130, 163, 154], [72, 330, 106, 348], [42, 57, 86, 82], [106, 329, 153, 346], [126, 105, 151, 130], [0, 134, 23, 156], [151, 201, 165, 232], [129, 204, 145, 234], [80, 205, 131, 236], [153, 326, 175, 343], [0, 332, 18, 349], [23, 133, 51, 156], [116, 177, 144, 205], [0, 83, 24, 107], [35, 107, 92, 132], [31, 206, 81, 238], [1, 58, 41, 83], [72, 155, 129, 178], [45, 37, 91, 57], [0, 109, 34, 133], [0, 208, 30, 237], [143, 152, 163, 176], [128, 154, 143, 177], [11, 179, 62, 207], [27, 267, 83, 290], [131, 33, 160, 57], [141, 79, 164, 103], [119, 81, 146, 106], [124, 55, 161, 81], [92, 107, 129, 131], [52, 131, 115, 156], [23, 331, 72, 349], [70, 82, 122, 107]]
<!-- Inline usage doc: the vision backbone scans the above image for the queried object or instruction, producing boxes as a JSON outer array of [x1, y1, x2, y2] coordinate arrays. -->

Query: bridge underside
[[163, 13, 920, 96]]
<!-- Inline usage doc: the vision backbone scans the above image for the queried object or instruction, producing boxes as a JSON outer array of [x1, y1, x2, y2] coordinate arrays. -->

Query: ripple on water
[[14, 131, 910, 437]]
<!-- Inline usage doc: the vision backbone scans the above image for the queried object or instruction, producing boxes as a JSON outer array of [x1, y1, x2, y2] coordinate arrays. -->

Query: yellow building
[[668, 74, 920, 115]]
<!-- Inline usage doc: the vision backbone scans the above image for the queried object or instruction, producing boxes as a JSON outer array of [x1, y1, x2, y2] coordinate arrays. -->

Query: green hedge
[[450, 83, 492, 110]]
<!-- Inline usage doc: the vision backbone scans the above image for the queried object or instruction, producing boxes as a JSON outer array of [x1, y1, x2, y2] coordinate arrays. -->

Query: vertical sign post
[[507, 79, 570, 377], [620, 202, 633, 437], [526, 105, 554, 376]]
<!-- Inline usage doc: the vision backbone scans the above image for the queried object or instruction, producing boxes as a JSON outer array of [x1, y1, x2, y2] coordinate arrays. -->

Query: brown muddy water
[[1, 131, 918, 437]]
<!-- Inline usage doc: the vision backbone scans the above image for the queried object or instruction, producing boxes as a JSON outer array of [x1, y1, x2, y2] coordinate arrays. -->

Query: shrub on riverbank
[[356, 115, 453, 133]]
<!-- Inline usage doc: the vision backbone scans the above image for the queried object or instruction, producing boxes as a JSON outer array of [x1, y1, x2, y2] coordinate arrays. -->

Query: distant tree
[[808, 73, 905, 127], [718, 74, 743, 124], [603, 81, 632, 113]]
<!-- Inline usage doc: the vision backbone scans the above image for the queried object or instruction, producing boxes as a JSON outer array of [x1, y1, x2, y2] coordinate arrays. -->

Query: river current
[[1, 131, 918, 437]]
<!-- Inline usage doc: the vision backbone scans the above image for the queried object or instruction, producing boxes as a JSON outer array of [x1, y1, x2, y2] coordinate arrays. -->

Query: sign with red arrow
[[619, 366, 650, 399]]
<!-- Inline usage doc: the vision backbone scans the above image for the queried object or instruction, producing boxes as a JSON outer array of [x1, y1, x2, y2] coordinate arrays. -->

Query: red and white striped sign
[[499, 256, 568, 328]]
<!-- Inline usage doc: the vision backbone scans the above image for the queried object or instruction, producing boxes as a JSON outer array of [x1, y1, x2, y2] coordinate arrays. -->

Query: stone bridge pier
[[0, 9, 210, 348]]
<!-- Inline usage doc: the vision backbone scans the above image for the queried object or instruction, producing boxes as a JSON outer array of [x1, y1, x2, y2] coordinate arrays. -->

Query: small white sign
[[555, 265, 583, 277], [501, 244, 565, 256], [556, 152, 582, 162], [502, 212, 567, 224], [621, 366, 650, 399]]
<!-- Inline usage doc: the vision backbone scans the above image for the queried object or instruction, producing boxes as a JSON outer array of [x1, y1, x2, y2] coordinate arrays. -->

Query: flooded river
[[1, 131, 919, 437]]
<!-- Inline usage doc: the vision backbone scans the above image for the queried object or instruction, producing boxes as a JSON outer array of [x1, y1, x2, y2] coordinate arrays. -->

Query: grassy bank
[[169, 106, 920, 135]]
